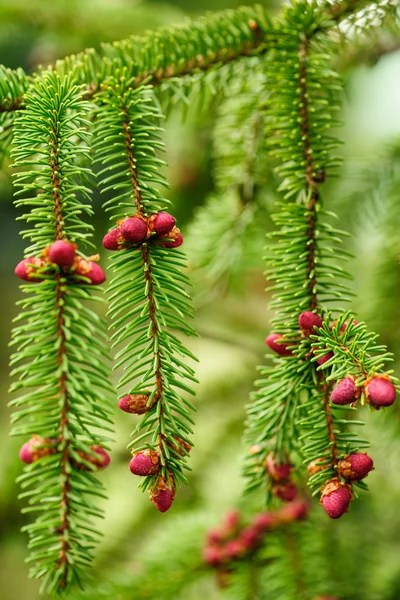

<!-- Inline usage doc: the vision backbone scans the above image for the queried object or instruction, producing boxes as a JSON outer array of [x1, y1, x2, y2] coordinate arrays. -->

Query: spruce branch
[[94, 81, 198, 509], [9, 70, 113, 594]]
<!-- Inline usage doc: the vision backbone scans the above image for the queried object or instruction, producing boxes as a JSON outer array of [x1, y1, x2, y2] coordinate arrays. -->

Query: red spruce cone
[[330, 376, 358, 406], [19, 435, 58, 464], [265, 452, 291, 481], [316, 350, 334, 365], [272, 481, 297, 502], [103, 227, 123, 250], [279, 500, 309, 522], [203, 546, 223, 567], [118, 393, 153, 414], [15, 257, 44, 282], [298, 311, 323, 335], [239, 526, 260, 549], [129, 449, 160, 476], [150, 476, 175, 513], [120, 216, 148, 243], [252, 512, 278, 531], [74, 445, 111, 470], [47, 240, 76, 268], [321, 478, 352, 519], [337, 453, 374, 481], [158, 226, 183, 248], [150, 212, 176, 236], [365, 375, 396, 408], [265, 333, 293, 357], [224, 540, 246, 559]]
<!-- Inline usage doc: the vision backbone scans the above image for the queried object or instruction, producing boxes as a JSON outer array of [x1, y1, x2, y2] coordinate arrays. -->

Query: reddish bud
[[159, 227, 183, 248], [299, 311, 323, 335], [266, 453, 291, 481], [121, 217, 147, 243], [316, 351, 334, 365], [265, 333, 293, 357], [207, 528, 223, 545], [91, 446, 111, 469], [365, 376, 396, 408], [48, 240, 75, 268], [321, 478, 352, 519], [150, 476, 175, 512], [19, 435, 57, 463], [224, 540, 246, 559], [279, 500, 309, 522], [87, 262, 106, 285], [103, 227, 123, 251], [307, 458, 327, 476], [203, 545, 223, 566], [338, 453, 374, 481], [330, 376, 358, 406], [252, 512, 278, 531], [239, 526, 260, 549], [118, 393, 153, 414], [129, 449, 160, 476], [15, 257, 43, 282], [272, 481, 297, 502], [151, 212, 176, 236]]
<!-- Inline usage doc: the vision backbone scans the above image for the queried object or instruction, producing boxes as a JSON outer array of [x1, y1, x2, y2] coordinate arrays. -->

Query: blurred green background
[[1, 1, 400, 599]]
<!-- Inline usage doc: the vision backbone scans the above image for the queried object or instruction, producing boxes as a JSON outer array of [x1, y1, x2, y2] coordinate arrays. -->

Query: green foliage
[[93, 83, 198, 491], [9, 71, 113, 594]]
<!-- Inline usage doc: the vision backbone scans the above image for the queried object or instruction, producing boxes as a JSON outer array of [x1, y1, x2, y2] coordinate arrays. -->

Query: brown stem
[[321, 376, 338, 466], [50, 144, 64, 240], [121, 107, 144, 216], [55, 278, 71, 588]]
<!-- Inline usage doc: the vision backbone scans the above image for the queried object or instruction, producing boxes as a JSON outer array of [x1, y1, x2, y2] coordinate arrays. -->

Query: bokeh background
[[1, 1, 400, 599]]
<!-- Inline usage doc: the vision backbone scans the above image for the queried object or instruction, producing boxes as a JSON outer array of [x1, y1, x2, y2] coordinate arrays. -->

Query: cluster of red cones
[[19, 435, 110, 470], [102, 211, 183, 251], [15, 240, 106, 285]]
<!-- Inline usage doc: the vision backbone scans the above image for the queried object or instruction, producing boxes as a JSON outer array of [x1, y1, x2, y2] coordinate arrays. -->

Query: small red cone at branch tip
[[298, 311, 323, 335], [207, 528, 224, 545], [316, 350, 334, 365], [338, 453, 374, 481], [118, 393, 153, 414], [203, 546, 223, 567], [129, 449, 159, 476], [265, 333, 293, 357], [87, 262, 106, 285], [159, 227, 183, 248], [265, 452, 291, 481], [152, 212, 176, 236], [150, 476, 175, 512], [222, 510, 240, 534], [224, 540, 246, 560], [272, 481, 297, 502], [15, 257, 43, 282], [238, 526, 260, 550], [279, 500, 309, 522], [321, 478, 352, 519], [330, 376, 358, 406], [19, 435, 58, 464], [102, 227, 123, 250], [365, 376, 396, 408], [252, 512, 278, 531], [91, 446, 111, 469], [121, 216, 148, 243], [48, 240, 76, 268]]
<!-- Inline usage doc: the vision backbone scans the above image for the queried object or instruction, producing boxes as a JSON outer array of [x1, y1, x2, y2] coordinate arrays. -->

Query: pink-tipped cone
[[129, 450, 159, 476], [121, 217, 147, 243], [152, 212, 176, 236], [87, 262, 106, 285], [48, 240, 75, 268], [103, 227, 122, 251]]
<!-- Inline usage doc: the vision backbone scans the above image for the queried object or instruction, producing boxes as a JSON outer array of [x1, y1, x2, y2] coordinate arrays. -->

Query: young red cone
[[298, 311, 323, 335], [330, 376, 358, 405], [316, 350, 334, 365], [19, 435, 57, 464], [272, 481, 297, 502], [118, 393, 153, 414], [48, 240, 76, 268], [224, 539, 246, 559], [252, 512, 278, 531], [265, 333, 293, 357], [91, 446, 111, 469], [265, 453, 291, 481], [338, 453, 374, 481], [321, 478, 352, 519], [203, 546, 223, 567], [365, 376, 396, 408], [159, 227, 183, 248], [150, 476, 175, 512], [15, 257, 43, 282], [120, 216, 147, 243], [279, 500, 309, 522], [129, 449, 160, 476], [103, 227, 122, 250], [87, 262, 106, 285], [151, 212, 176, 236]]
